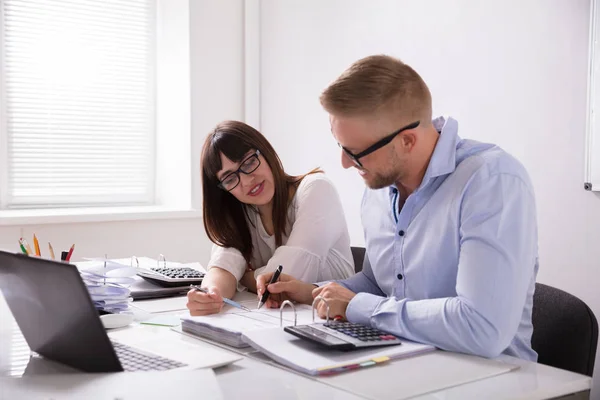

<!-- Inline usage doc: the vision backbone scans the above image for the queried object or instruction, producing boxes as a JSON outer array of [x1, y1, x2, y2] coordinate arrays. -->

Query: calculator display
[[294, 325, 348, 345]]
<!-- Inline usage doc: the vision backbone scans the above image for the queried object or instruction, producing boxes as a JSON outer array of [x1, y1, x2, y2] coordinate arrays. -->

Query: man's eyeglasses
[[339, 121, 420, 168], [218, 150, 262, 191]]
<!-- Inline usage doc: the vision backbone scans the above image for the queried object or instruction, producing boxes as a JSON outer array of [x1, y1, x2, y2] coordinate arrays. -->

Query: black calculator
[[284, 321, 402, 351], [137, 267, 205, 287]]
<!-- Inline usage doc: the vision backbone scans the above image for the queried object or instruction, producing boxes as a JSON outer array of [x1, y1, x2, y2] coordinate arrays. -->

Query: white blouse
[[207, 173, 354, 285]]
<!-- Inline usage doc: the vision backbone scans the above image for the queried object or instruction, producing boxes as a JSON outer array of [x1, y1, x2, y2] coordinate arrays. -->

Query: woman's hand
[[186, 286, 224, 316], [256, 272, 316, 308]]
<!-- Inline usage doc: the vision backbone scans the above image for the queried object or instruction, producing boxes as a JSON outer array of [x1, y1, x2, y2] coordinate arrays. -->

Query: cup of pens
[[19, 235, 75, 262]]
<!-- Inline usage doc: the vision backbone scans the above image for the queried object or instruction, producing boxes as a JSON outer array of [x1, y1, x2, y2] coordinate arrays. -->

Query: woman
[[187, 120, 354, 316]]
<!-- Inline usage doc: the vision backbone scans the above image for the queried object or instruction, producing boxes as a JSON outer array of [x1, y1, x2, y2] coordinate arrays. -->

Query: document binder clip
[[312, 295, 330, 323], [279, 300, 297, 327]]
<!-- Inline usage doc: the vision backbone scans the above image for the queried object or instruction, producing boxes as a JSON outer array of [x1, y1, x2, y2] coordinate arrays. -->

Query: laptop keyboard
[[112, 341, 187, 372]]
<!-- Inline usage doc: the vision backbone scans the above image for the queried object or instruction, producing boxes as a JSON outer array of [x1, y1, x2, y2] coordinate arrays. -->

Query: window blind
[[1, 0, 156, 208]]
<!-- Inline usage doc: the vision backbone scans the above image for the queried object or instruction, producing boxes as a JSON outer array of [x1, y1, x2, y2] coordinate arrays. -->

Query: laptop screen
[[0, 251, 123, 372]]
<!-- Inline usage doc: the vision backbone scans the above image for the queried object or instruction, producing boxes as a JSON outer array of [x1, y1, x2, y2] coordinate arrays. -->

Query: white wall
[[0, 0, 245, 265], [258, 0, 600, 396], [1, 0, 599, 395]]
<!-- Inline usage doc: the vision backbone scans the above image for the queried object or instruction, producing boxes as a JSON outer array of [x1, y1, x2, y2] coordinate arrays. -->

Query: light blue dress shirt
[[342, 116, 539, 361]]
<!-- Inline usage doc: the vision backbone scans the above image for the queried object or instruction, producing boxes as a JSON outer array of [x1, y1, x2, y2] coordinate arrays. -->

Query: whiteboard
[[585, 0, 600, 190]]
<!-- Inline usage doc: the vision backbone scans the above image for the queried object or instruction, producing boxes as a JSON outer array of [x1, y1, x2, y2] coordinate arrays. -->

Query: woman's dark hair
[[201, 120, 320, 264]]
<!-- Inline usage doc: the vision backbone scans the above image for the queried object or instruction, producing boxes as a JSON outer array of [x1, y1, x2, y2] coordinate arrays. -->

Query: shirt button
[[397, 273, 403, 280], [398, 230, 405, 236]]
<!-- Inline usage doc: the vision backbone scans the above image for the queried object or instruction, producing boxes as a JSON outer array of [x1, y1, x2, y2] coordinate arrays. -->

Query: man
[[257, 55, 538, 361]]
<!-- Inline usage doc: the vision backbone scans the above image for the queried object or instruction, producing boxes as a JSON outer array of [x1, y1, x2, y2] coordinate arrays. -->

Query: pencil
[[18, 239, 28, 255], [65, 244, 75, 262], [33, 234, 41, 256], [48, 242, 56, 260], [22, 239, 33, 256]]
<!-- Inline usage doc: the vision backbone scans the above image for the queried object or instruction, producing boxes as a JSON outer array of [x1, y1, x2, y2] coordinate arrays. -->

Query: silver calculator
[[137, 267, 205, 287], [284, 321, 402, 351]]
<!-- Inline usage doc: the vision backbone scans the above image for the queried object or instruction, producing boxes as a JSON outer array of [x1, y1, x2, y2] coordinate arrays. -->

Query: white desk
[[0, 295, 592, 400]]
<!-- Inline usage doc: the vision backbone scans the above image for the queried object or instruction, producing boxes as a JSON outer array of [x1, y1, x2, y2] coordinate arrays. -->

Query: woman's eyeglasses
[[218, 150, 261, 191]]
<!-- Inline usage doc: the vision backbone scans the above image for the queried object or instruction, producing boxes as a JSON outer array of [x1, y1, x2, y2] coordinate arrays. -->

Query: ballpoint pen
[[257, 265, 283, 310], [190, 285, 251, 312]]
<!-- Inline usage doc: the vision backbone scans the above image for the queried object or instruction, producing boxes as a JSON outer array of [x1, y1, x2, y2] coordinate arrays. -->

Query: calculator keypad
[[324, 322, 399, 342], [151, 267, 204, 279]]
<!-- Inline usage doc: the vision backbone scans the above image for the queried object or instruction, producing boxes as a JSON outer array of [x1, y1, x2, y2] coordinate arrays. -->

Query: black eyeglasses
[[218, 150, 262, 191], [339, 121, 420, 168]]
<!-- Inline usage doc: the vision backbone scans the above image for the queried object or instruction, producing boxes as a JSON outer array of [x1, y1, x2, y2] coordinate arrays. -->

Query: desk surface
[[0, 294, 592, 400]]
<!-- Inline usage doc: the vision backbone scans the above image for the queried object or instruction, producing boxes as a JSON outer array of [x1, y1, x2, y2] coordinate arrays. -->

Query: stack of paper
[[77, 260, 137, 314], [182, 313, 275, 348], [181, 302, 315, 348]]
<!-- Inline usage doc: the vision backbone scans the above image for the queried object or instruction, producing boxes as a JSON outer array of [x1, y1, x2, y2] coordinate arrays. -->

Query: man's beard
[[363, 169, 399, 189]]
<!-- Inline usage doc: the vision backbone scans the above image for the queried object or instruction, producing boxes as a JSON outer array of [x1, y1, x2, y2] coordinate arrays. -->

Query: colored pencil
[[48, 242, 56, 260], [33, 234, 41, 256], [65, 244, 75, 262]]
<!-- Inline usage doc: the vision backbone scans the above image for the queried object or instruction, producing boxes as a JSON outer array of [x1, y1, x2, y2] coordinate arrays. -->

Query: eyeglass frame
[[217, 149, 262, 191], [339, 121, 421, 168]]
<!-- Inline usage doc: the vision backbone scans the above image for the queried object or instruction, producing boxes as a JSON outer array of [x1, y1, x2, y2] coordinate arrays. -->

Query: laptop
[[0, 250, 241, 373]]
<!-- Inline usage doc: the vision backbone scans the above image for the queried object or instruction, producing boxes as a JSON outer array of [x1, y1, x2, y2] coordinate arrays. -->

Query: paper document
[[181, 301, 317, 348], [242, 327, 435, 376], [131, 297, 189, 314], [1, 369, 223, 400]]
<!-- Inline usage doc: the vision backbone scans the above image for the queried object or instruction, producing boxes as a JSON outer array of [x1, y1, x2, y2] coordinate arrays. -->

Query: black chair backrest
[[532, 283, 598, 376], [351, 246, 366, 273]]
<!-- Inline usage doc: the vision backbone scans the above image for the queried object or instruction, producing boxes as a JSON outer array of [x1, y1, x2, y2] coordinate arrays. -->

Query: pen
[[61, 251, 68, 262], [257, 265, 283, 310], [18, 239, 28, 255], [190, 285, 251, 312], [65, 244, 75, 262], [48, 242, 56, 260], [33, 234, 41, 256]]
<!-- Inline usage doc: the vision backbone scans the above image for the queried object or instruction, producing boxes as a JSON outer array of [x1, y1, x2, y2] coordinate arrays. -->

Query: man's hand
[[256, 272, 315, 308], [186, 286, 224, 316], [312, 282, 356, 321]]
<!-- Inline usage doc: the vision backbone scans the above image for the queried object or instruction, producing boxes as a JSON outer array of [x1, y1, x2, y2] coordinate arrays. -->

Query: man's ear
[[401, 131, 417, 152]]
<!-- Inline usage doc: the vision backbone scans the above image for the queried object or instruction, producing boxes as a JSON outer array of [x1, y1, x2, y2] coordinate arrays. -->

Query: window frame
[[0, 0, 198, 224], [585, 0, 600, 191]]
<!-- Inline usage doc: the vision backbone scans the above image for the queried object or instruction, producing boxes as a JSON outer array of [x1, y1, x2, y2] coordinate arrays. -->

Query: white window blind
[[1, 0, 156, 208]]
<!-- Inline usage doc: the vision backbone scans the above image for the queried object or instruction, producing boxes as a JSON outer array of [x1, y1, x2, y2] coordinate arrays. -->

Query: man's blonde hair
[[320, 55, 432, 122]]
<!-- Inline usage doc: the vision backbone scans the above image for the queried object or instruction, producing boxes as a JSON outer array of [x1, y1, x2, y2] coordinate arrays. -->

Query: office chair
[[351, 246, 365, 273], [532, 283, 598, 377]]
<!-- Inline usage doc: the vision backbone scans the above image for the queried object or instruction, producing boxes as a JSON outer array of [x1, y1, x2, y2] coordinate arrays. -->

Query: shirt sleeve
[[206, 243, 247, 281], [253, 175, 351, 283], [346, 171, 538, 358], [336, 253, 386, 296]]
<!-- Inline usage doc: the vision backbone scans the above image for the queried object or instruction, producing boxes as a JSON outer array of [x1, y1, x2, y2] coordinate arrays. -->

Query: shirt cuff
[[346, 292, 384, 325]]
